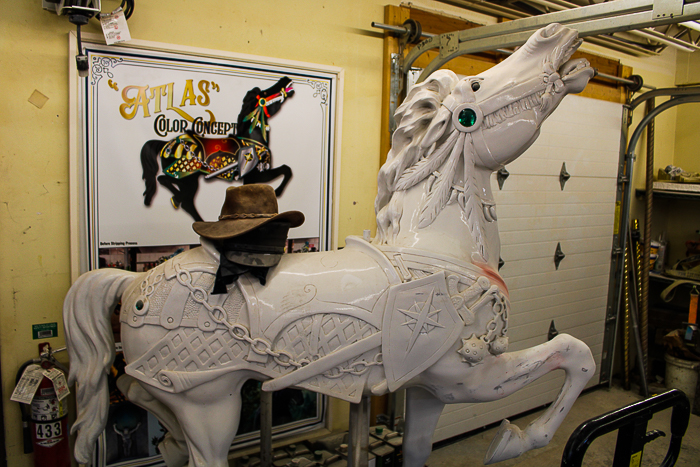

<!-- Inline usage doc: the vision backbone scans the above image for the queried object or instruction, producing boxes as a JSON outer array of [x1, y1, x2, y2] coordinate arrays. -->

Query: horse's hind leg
[[117, 375, 188, 467], [404, 387, 445, 467], [147, 372, 248, 467]]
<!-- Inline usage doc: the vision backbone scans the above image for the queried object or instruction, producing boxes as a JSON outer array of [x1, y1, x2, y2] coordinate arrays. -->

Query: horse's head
[[237, 76, 295, 143], [375, 24, 593, 250], [446, 23, 594, 170]]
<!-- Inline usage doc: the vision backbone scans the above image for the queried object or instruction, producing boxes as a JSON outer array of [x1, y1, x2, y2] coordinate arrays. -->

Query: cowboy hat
[[192, 184, 304, 240]]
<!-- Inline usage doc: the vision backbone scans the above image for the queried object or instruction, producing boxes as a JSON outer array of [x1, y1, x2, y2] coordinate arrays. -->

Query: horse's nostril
[[542, 23, 560, 38]]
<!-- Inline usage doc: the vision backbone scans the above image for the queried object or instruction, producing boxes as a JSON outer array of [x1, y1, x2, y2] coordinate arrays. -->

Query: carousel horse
[[64, 24, 596, 467], [140, 76, 295, 222]]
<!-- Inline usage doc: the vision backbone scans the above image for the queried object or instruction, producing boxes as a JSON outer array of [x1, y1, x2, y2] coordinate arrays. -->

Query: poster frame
[[69, 32, 343, 279]]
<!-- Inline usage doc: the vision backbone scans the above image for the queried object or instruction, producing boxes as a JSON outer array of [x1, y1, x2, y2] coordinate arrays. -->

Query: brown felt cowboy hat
[[192, 184, 304, 240]]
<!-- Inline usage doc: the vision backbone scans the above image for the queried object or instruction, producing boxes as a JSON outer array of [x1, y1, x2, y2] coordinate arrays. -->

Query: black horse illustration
[[141, 76, 294, 222]]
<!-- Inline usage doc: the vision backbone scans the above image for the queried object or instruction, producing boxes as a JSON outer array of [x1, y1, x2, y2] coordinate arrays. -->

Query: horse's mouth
[[483, 91, 546, 130], [482, 57, 592, 130], [561, 58, 593, 82]]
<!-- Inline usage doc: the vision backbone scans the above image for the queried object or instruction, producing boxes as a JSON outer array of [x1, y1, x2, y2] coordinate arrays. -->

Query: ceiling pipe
[[629, 29, 699, 51], [437, 0, 527, 20]]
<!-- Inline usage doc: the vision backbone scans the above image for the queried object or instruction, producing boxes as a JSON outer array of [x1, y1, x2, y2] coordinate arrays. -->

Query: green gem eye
[[458, 108, 477, 127], [135, 300, 144, 310]]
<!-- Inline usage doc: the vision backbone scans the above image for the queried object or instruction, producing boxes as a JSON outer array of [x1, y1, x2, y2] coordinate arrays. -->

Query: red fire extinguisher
[[14, 344, 71, 467], [29, 360, 71, 467]]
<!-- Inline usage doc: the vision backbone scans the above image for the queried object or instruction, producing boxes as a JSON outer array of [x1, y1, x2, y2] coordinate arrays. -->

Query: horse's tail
[[63, 268, 139, 464], [141, 140, 165, 205]]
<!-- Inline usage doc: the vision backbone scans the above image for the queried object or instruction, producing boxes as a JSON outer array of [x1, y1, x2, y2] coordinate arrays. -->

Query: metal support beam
[[412, 1, 700, 81], [405, 0, 657, 73], [348, 396, 371, 467], [260, 391, 273, 467]]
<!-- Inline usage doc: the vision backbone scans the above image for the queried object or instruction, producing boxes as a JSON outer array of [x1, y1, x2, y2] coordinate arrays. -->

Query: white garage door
[[433, 94, 623, 442]]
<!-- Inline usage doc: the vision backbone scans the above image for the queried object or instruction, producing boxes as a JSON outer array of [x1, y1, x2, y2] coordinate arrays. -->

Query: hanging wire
[[120, 0, 135, 20]]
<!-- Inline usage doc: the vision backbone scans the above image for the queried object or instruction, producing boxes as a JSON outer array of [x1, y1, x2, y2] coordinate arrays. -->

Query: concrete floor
[[428, 385, 700, 466]]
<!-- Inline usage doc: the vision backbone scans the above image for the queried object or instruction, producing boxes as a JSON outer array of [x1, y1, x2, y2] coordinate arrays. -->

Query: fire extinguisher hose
[[15, 358, 40, 455]]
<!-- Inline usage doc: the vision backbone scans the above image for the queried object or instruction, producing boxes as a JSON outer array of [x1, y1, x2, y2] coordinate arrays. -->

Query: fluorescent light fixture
[[681, 21, 700, 33]]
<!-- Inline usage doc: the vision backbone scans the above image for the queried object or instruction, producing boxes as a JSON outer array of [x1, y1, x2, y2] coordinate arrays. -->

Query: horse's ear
[[421, 107, 451, 149]]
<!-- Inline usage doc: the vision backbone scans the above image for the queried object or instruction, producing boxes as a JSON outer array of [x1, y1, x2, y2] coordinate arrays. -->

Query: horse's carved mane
[[375, 70, 460, 245], [374, 70, 488, 258]]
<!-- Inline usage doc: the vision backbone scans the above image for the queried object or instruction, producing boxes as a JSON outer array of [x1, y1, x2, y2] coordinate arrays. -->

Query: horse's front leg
[[404, 387, 445, 467], [420, 333, 595, 464]]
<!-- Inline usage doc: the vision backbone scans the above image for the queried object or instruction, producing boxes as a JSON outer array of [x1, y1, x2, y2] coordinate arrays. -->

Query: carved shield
[[382, 272, 463, 391]]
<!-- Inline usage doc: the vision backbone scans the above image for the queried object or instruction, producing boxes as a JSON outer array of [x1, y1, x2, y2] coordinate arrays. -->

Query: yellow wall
[[1, 1, 391, 465], [2, 2, 699, 466]]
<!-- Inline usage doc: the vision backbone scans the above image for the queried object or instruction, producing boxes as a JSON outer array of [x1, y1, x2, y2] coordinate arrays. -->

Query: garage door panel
[[493, 176, 615, 195], [494, 190, 615, 208], [506, 264, 610, 289], [502, 250, 612, 277], [500, 226, 613, 245], [508, 277, 608, 303], [498, 214, 613, 232], [505, 158, 619, 178], [509, 296, 606, 324], [513, 312, 606, 341], [510, 294, 607, 320], [501, 238, 612, 260], [496, 202, 612, 219]]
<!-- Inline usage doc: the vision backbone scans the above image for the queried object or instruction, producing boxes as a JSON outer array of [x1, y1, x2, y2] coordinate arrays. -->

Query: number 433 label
[[35, 421, 62, 446]]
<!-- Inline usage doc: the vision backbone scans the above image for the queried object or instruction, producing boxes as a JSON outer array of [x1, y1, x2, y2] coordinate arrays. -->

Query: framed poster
[[68, 35, 341, 467], [70, 35, 342, 275]]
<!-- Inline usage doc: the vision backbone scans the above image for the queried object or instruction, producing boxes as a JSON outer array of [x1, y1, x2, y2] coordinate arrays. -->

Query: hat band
[[218, 213, 277, 220]]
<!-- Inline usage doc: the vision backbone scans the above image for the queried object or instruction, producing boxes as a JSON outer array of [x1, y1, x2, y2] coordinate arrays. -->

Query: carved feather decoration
[[460, 134, 488, 261], [418, 132, 465, 228], [395, 131, 459, 192]]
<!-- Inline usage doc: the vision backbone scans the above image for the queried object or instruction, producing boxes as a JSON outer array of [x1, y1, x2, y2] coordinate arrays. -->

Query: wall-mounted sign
[[74, 38, 341, 272], [32, 322, 58, 340]]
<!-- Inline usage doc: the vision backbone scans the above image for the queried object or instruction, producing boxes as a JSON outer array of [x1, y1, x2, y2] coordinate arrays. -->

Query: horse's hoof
[[483, 419, 526, 464], [170, 197, 180, 209]]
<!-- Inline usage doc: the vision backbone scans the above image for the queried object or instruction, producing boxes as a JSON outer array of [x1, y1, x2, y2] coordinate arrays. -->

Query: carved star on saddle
[[398, 289, 445, 353]]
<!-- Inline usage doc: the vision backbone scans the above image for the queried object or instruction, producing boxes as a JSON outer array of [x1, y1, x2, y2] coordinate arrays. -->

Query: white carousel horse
[[64, 23, 596, 467]]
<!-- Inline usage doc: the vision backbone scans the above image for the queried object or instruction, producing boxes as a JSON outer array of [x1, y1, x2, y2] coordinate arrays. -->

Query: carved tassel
[[418, 133, 465, 228], [395, 131, 459, 192], [461, 134, 488, 261]]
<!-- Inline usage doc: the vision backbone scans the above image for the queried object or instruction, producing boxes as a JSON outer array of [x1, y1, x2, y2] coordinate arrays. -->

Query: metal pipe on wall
[[642, 98, 656, 381], [624, 234, 632, 390], [260, 391, 273, 467]]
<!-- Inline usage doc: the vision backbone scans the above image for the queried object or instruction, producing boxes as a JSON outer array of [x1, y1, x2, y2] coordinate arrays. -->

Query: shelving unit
[[635, 185, 700, 384]]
